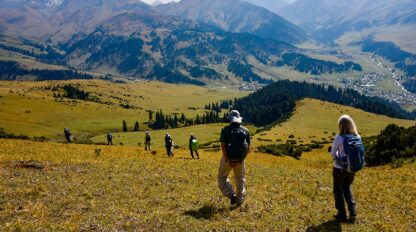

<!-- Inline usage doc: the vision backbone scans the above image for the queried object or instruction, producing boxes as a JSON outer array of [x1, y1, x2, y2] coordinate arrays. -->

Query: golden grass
[[0, 139, 415, 231], [0, 80, 245, 138], [254, 98, 415, 146]]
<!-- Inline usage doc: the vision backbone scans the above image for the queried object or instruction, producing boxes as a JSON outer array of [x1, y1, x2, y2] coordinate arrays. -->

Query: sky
[[141, 0, 297, 5]]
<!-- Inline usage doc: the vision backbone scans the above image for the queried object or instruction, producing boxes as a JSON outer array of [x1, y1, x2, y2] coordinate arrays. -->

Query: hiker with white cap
[[165, 133, 174, 157], [218, 110, 251, 207]]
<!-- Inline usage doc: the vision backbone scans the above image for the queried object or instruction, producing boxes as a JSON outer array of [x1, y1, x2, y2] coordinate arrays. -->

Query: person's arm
[[246, 130, 251, 153], [220, 128, 228, 160], [331, 136, 342, 160], [221, 142, 228, 160]]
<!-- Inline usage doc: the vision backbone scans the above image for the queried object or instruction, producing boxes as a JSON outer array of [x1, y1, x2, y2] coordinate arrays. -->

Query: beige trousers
[[217, 156, 246, 203]]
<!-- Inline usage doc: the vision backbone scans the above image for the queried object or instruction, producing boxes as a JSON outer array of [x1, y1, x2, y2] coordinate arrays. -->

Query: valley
[[0, 1, 415, 230]]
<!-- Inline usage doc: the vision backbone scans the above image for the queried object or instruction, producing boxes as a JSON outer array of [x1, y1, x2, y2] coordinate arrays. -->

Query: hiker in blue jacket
[[107, 132, 113, 145]]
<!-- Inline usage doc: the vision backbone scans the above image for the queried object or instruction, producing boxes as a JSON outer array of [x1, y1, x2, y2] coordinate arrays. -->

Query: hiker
[[64, 127, 71, 143], [145, 131, 152, 151], [330, 115, 365, 221], [107, 132, 113, 145], [218, 110, 250, 207], [189, 134, 200, 159], [165, 133, 174, 157]]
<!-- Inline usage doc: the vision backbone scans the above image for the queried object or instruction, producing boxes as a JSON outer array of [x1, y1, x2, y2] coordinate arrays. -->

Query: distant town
[[338, 55, 416, 107]]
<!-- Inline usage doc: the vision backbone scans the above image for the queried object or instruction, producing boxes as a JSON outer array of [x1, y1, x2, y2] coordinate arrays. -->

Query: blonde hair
[[338, 115, 358, 135]]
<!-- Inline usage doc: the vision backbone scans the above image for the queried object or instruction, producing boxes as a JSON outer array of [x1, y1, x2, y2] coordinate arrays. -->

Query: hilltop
[[253, 98, 415, 146]]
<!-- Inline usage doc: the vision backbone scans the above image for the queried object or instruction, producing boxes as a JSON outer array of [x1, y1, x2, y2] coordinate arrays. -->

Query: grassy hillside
[[91, 123, 258, 148], [0, 80, 245, 139], [92, 123, 225, 148], [253, 98, 415, 146], [0, 139, 415, 231]]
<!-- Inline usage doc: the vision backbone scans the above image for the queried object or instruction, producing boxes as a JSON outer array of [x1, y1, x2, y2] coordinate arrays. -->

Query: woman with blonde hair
[[330, 115, 363, 221]]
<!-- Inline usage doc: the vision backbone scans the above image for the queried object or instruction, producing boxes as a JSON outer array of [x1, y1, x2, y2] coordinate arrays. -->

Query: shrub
[[0, 128, 29, 140], [309, 143, 324, 149], [364, 124, 416, 166], [258, 144, 302, 159], [286, 139, 297, 145]]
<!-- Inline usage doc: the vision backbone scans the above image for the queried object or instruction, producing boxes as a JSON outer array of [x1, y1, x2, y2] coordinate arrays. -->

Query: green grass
[[91, 123, 226, 148], [0, 139, 415, 231], [0, 80, 245, 139], [254, 98, 415, 146]]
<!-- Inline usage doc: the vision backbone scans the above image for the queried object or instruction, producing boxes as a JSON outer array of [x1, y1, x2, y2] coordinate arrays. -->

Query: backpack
[[107, 134, 112, 140], [146, 134, 151, 142], [340, 134, 365, 173], [166, 138, 173, 147], [191, 139, 199, 151], [226, 126, 249, 162]]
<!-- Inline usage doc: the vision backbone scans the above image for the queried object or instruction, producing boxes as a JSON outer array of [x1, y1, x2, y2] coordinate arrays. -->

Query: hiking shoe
[[350, 212, 357, 218], [230, 195, 238, 206], [237, 200, 244, 207], [333, 214, 347, 221]]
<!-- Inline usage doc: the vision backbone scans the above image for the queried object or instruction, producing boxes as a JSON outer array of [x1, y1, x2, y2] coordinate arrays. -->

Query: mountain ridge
[[154, 0, 308, 44], [278, 0, 416, 43]]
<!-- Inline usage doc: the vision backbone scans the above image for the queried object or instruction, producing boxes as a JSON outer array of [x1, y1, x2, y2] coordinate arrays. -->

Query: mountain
[[0, 0, 362, 86], [0, 0, 152, 42], [0, 0, 64, 9], [241, 0, 288, 14], [1, 9, 362, 85], [61, 12, 294, 85], [154, 0, 308, 44], [278, 0, 416, 43]]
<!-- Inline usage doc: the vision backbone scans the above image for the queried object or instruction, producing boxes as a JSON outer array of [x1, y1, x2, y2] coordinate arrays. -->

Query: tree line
[[149, 110, 229, 130], [232, 80, 415, 126], [364, 124, 416, 167], [0, 61, 93, 81], [276, 53, 362, 75]]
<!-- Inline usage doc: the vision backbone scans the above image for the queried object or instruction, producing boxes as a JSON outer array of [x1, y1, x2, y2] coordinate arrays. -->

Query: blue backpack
[[340, 135, 365, 173]]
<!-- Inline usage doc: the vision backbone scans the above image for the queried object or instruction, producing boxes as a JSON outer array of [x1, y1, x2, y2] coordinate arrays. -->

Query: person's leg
[[333, 168, 347, 218], [166, 147, 170, 157], [218, 156, 235, 199], [190, 149, 194, 159], [234, 161, 246, 205], [343, 173, 356, 216], [195, 150, 199, 159], [145, 143, 148, 151]]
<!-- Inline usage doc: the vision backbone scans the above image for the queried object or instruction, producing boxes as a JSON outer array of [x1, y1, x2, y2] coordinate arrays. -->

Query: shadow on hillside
[[184, 205, 223, 220], [306, 219, 342, 232]]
